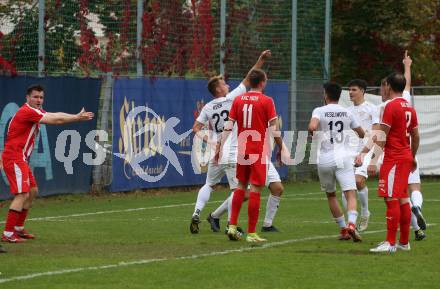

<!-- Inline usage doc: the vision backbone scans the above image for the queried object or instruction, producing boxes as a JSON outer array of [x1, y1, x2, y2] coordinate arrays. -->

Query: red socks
[[399, 202, 411, 245], [385, 200, 400, 246], [230, 189, 245, 226], [247, 192, 261, 233], [16, 209, 29, 229], [4, 209, 21, 233], [385, 200, 411, 246]]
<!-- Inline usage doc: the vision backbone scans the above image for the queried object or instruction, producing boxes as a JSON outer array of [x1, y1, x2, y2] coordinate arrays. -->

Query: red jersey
[[381, 97, 418, 161], [229, 91, 277, 156], [2, 103, 46, 162]]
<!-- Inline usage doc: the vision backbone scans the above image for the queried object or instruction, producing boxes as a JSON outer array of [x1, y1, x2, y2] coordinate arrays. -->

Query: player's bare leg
[[343, 189, 361, 242], [355, 175, 370, 232], [262, 182, 283, 232], [326, 192, 350, 240], [2, 193, 28, 243]]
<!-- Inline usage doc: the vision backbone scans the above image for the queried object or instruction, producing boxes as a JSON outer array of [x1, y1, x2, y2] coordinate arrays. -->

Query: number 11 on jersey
[[242, 104, 253, 128]]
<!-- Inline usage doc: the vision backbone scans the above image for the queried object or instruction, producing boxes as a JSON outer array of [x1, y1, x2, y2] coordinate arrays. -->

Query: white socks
[[341, 193, 347, 211], [410, 191, 423, 230], [211, 192, 233, 219], [358, 187, 370, 216], [227, 192, 234, 222], [411, 190, 423, 208], [347, 210, 358, 225], [193, 184, 213, 216], [410, 202, 420, 231], [263, 195, 281, 227], [335, 215, 346, 229], [342, 187, 369, 217]]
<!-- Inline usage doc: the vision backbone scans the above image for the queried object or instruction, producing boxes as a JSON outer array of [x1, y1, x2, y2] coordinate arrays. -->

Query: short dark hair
[[207, 75, 223, 96], [347, 79, 367, 92], [26, 84, 44, 95], [385, 72, 406, 93], [249, 68, 267, 88], [323, 82, 342, 101]]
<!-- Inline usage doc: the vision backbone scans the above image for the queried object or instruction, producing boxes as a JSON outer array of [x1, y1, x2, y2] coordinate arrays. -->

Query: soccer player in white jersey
[[190, 50, 285, 233], [308, 82, 365, 242], [344, 79, 380, 232]]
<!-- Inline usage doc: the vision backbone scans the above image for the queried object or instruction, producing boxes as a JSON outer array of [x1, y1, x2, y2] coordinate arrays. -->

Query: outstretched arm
[[403, 50, 412, 92], [242, 50, 271, 88], [40, 108, 94, 125]]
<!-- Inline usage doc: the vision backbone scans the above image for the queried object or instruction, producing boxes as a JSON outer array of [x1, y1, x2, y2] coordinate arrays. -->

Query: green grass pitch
[[0, 180, 439, 289]]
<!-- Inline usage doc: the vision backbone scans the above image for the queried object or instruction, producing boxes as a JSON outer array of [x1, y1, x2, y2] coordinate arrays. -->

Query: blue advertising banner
[[111, 78, 288, 192], [0, 76, 101, 199]]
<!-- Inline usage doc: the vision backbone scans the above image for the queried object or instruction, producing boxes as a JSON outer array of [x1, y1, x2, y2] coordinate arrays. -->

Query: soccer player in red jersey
[[362, 73, 420, 253], [218, 68, 283, 242], [0, 84, 94, 246]]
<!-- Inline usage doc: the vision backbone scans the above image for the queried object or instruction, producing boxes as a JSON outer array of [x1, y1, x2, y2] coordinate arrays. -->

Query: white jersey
[[347, 101, 380, 152], [312, 103, 360, 166], [196, 83, 246, 163]]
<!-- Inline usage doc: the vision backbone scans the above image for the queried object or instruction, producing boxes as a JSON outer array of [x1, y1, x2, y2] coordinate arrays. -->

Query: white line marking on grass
[[0, 181, 438, 224], [0, 229, 387, 284], [0, 201, 225, 224], [0, 193, 321, 225], [1, 191, 437, 225]]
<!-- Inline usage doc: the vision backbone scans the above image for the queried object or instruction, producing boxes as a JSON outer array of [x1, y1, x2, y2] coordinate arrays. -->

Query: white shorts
[[266, 162, 281, 186], [205, 162, 238, 190], [318, 165, 357, 193], [354, 150, 373, 179], [408, 165, 421, 184]]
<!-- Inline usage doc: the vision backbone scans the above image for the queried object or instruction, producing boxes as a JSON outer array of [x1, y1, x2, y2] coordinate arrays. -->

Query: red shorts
[[236, 154, 267, 186], [2, 158, 37, 194], [378, 159, 412, 199]]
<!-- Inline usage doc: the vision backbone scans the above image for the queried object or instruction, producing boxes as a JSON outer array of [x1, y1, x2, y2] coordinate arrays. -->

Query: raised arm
[[40, 108, 94, 125], [242, 50, 271, 88], [403, 50, 412, 92]]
